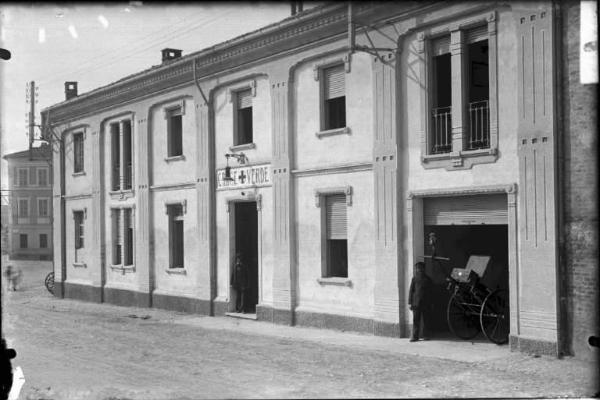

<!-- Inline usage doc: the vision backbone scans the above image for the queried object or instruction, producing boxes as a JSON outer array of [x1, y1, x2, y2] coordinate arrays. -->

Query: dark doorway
[[423, 225, 509, 334], [234, 201, 258, 313]]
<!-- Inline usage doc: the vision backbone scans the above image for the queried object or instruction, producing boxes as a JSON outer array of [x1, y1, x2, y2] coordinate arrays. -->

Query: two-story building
[[41, 1, 598, 361], [3, 144, 53, 260]]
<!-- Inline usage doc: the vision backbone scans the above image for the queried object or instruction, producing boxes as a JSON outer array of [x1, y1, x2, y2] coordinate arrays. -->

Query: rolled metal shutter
[[424, 194, 507, 225], [431, 35, 450, 56], [326, 194, 347, 239], [324, 65, 345, 100], [466, 25, 488, 43], [237, 89, 253, 109]]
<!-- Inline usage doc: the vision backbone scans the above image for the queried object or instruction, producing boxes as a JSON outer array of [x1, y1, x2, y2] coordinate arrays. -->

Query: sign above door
[[216, 163, 271, 190]]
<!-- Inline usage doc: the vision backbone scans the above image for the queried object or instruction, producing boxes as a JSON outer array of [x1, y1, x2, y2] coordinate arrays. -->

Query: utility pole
[[25, 81, 40, 160]]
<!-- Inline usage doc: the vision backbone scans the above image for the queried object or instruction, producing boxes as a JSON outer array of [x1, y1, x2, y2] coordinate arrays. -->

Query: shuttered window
[[167, 107, 183, 157], [322, 64, 346, 130], [38, 168, 48, 186], [124, 208, 134, 266], [326, 194, 347, 239], [112, 209, 121, 265], [74, 211, 84, 250], [38, 198, 49, 217], [30, 168, 36, 185], [73, 132, 84, 173], [168, 204, 184, 269], [466, 25, 487, 44], [324, 194, 348, 278], [235, 89, 253, 145], [18, 199, 29, 218]]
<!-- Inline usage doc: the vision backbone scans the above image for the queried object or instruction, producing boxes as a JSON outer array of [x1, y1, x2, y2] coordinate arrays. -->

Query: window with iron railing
[[431, 106, 452, 154]]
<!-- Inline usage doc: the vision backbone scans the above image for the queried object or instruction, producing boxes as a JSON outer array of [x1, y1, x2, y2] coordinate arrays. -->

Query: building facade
[[42, 1, 598, 360], [3, 145, 53, 260]]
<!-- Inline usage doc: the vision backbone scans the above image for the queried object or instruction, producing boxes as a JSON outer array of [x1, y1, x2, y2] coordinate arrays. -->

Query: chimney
[[65, 81, 78, 100], [161, 48, 182, 63], [291, 1, 303, 15]]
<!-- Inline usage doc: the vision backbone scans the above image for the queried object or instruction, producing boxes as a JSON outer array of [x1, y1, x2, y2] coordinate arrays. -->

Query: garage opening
[[422, 194, 509, 340]]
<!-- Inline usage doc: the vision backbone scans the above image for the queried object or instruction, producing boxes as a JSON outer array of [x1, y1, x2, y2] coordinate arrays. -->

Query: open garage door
[[424, 194, 508, 225]]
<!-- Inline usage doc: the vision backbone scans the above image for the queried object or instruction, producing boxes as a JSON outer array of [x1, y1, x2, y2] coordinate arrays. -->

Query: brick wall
[[560, 0, 599, 361]]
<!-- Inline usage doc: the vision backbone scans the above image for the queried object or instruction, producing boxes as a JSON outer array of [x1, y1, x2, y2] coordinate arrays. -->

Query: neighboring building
[[41, 1, 597, 361], [1, 198, 9, 257], [2, 144, 53, 260]]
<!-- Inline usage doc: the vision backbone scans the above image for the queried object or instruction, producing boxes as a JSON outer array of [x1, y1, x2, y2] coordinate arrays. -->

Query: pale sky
[[0, 2, 320, 189]]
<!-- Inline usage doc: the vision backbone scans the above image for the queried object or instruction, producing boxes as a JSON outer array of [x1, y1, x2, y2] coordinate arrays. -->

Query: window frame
[[19, 234, 28, 249], [109, 118, 134, 193], [39, 233, 48, 249], [165, 200, 186, 270], [17, 168, 28, 187], [165, 102, 184, 159], [314, 186, 353, 284], [418, 11, 498, 170], [17, 197, 29, 218], [314, 58, 351, 138], [233, 88, 254, 147], [38, 197, 50, 217], [72, 131, 85, 174], [110, 206, 135, 268], [37, 167, 49, 187]]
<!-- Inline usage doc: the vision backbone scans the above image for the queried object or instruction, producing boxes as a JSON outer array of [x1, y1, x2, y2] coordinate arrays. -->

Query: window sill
[[164, 155, 186, 163], [229, 143, 256, 152], [73, 262, 87, 268], [72, 171, 86, 177], [422, 147, 498, 171], [166, 268, 187, 275], [315, 127, 351, 138], [317, 277, 352, 287], [110, 264, 135, 273], [109, 189, 135, 200]]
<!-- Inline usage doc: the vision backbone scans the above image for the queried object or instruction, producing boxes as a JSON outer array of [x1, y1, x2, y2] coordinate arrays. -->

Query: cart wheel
[[480, 288, 509, 344], [447, 292, 480, 340], [45, 271, 55, 295]]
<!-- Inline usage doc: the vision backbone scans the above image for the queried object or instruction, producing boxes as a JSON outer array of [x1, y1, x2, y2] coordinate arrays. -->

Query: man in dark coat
[[408, 261, 432, 342], [230, 253, 249, 313]]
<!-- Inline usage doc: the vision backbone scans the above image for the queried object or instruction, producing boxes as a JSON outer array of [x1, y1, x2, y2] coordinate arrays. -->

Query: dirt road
[[2, 261, 598, 399]]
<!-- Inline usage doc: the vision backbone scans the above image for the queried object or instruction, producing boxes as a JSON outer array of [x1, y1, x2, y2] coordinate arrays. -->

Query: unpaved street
[[2, 261, 598, 399]]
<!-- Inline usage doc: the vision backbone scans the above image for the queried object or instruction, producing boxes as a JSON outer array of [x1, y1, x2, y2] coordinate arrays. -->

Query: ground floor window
[[167, 204, 184, 269], [111, 208, 134, 266], [324, 193, 348, 278], [19, 234, 28, 249], [40, 233, 48, 249]]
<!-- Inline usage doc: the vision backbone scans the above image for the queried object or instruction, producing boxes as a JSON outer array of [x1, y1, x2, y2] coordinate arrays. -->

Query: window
[[37, 168, 48, 186], [111, 208, 134, 266], [324, 194, 348, 278], [17, 168, 28, 186], [73, 132, 84, 173], [18, 198, 29, 218], [234, 89, 253, 145], [321, 64, 346, 130], [166, 107, 183, 157], [40, 234, 48, 249], [419, 13, 498, 169], [19, 234, 28, 249], [74, 211, 84, 250], [110, 120, 133, 191], [38, 198, 49, 217], [167, 204, 184, 269]]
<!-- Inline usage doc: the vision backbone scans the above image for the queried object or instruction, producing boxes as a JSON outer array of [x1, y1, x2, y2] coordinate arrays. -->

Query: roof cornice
[[42, 2, 429, 124]]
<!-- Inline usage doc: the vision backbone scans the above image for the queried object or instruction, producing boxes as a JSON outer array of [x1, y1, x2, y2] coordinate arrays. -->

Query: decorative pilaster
[[450, 28, 466, 154], [91, 128, 103, 290], [135, 115, 151, 299], [372, 50, 401, 337], [270, 72, 295, 325]]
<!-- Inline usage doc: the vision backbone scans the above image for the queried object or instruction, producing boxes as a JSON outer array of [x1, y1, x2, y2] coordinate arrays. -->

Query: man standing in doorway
[[409, 262, 432, 342], [231, 253, 248, 313]]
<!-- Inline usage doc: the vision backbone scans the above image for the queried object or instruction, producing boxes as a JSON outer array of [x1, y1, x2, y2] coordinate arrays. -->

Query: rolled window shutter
[[466, 25, 488, 43], [237, 89, 253, 109], [431, 35, 450, 56], [324, 65, 345, 100], [326, 194, 347, 239]]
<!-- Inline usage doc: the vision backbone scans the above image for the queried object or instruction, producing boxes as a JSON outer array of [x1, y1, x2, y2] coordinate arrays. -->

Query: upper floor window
[[17, 168, 28, 186], [37, 168, 48, 186], [166, 106, 183, 157], [234, 89, 253, 146], [18, 198, 29, 218], [38, 198, 49, 217], [73, 132, 84, 173], [110, 120, 133, 191], [321, 64, 346, 131], [419, 13, 498, 170]]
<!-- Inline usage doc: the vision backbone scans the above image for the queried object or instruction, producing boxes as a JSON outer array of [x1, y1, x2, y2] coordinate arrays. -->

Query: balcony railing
[[431, 106, 452, 154], [467, 100, 490, 150]]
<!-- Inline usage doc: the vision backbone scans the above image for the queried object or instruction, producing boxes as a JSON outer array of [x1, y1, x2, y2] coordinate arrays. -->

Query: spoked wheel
[[45, 271, 55, 294], [447, 292, 480, 340], [480, 288, 509, 344]]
